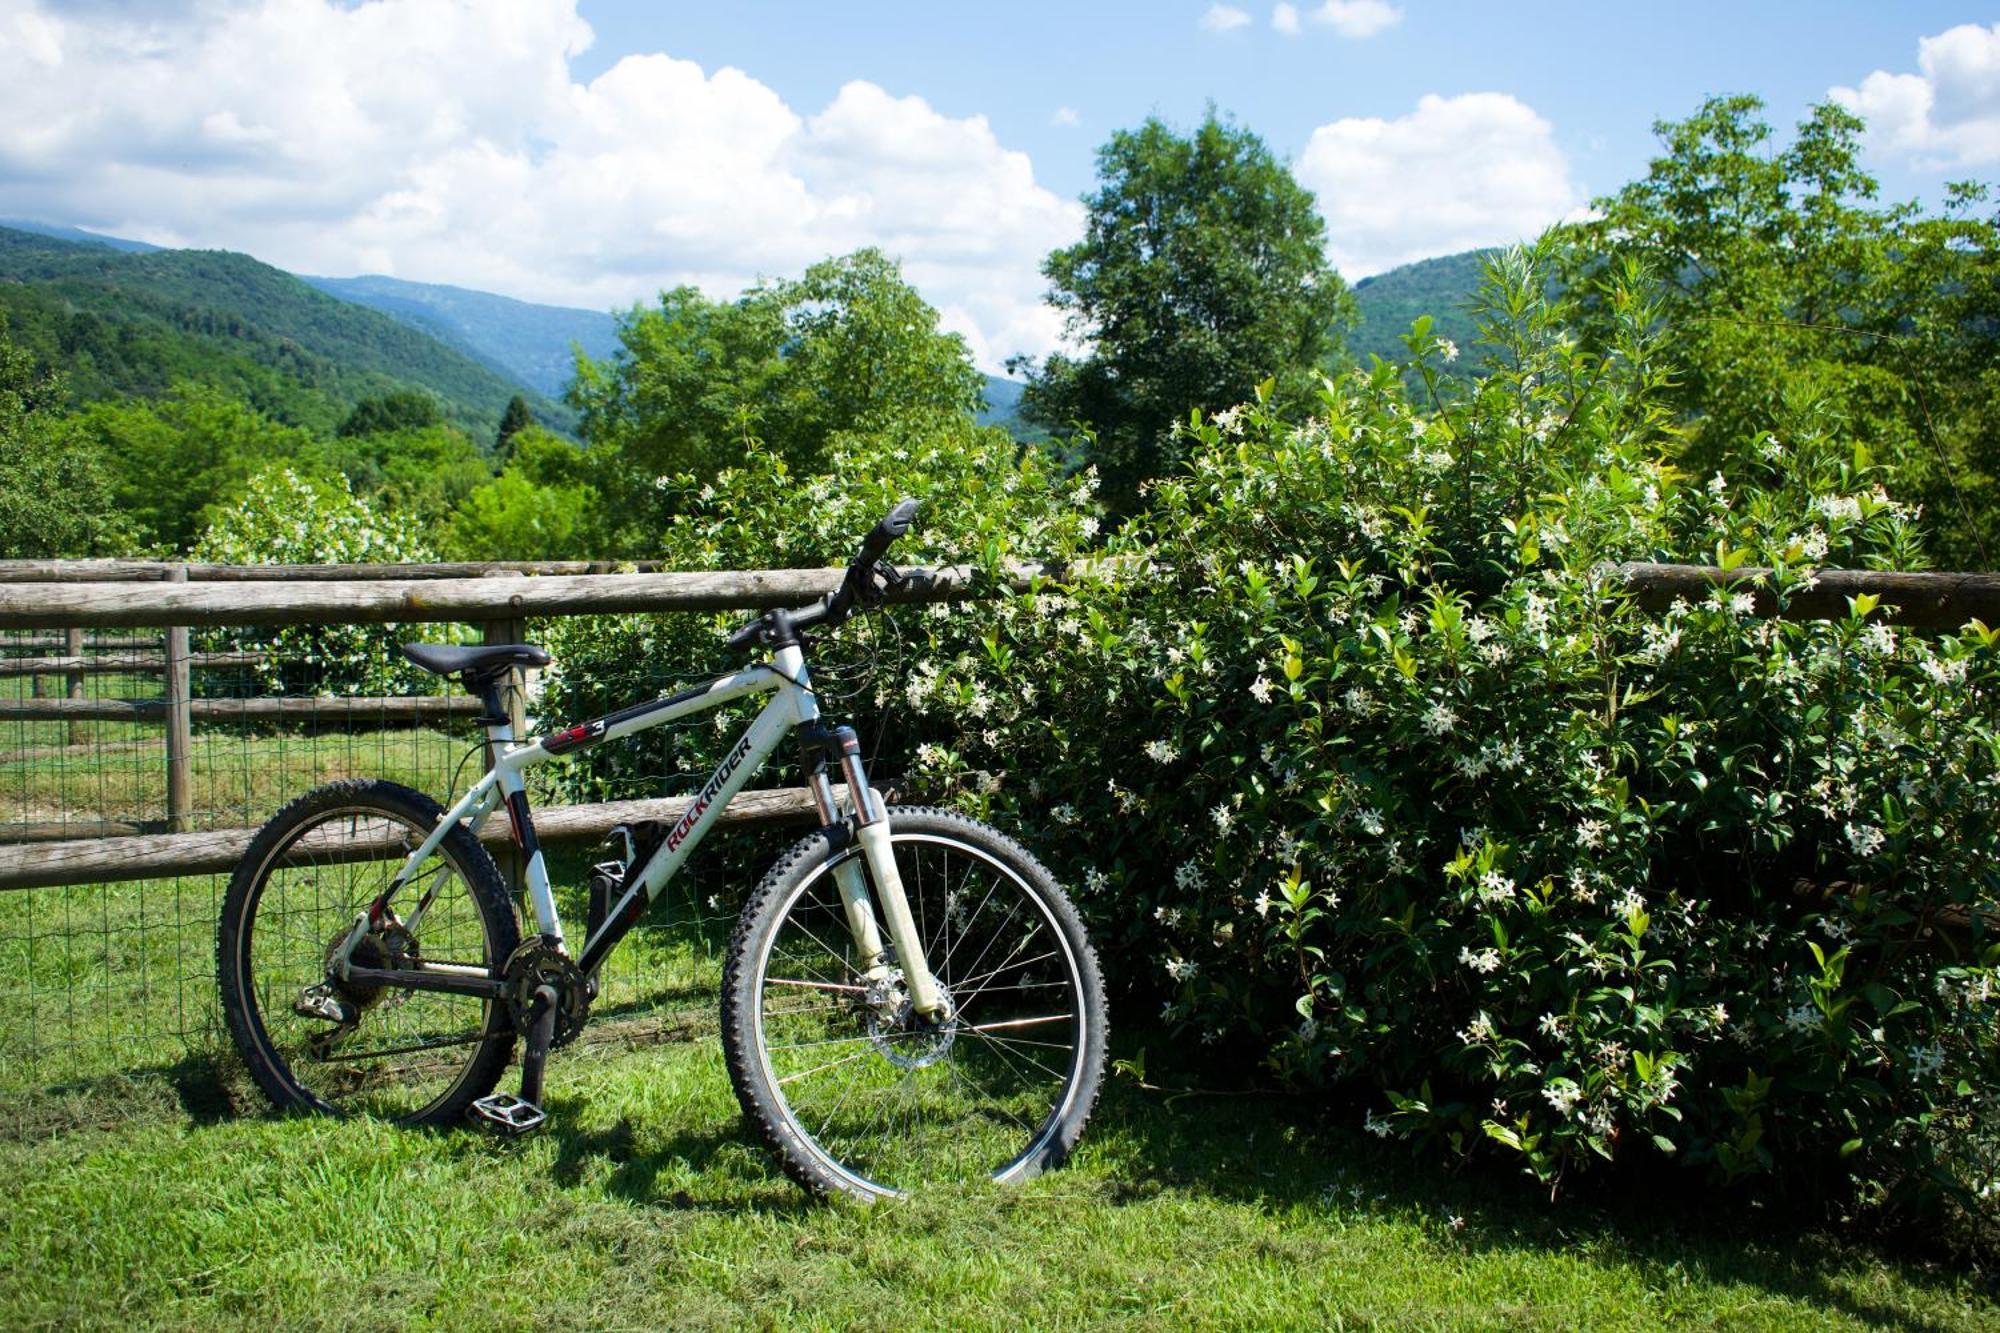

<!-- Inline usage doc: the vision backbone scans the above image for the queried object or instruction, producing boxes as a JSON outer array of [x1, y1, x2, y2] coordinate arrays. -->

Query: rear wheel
[[723, 806, 1107, 1201], [217, 779, 520, 1124]]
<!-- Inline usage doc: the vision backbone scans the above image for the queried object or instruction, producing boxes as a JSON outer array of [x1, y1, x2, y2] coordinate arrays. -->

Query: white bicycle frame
[[335, 642, 949, 1018]]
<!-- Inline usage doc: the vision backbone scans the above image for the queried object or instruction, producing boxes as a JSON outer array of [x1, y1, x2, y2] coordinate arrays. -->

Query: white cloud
[[1310, 1, 1400, 39], [1272, 4, 1301, 37], [0, 0, 1081, 371], [1830, 22, 2000, 168], [1051, 106, 1081, 128], [1200, 4, 1253, 33], [1296, 93, 1583, 277]]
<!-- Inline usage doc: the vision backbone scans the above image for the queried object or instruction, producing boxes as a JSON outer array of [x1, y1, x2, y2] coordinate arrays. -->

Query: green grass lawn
[[1, 674, 1993, 1328], [1, 1023, 1993, 1331]]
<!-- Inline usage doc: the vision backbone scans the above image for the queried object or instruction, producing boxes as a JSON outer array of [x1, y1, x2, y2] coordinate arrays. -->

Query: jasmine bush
[[542, 250, 2000, 1210], [192, 465, 446, 696]]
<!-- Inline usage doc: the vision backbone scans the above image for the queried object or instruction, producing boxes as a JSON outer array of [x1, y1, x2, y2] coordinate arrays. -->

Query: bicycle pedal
[[470, 1092, 547, 1136]]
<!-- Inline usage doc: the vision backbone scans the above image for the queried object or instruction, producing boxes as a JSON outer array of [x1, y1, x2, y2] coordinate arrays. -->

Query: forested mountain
[[303, 273, 619, 401], [0, 227, 563, 437], [0, 218, 160, 254], [1347, 249, 1491, 365]]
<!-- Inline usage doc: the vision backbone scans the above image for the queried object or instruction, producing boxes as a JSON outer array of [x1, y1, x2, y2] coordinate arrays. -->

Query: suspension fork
[[802, 725, 949, 1020]]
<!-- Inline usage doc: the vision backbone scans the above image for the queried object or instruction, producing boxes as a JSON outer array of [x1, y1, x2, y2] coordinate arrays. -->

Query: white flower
[[1344, 686, 1375, 716], [1144, 739, 1180, 764], [1907, 1044, 1945, 1079], [1729, 591, 1756, 617], [1051, 803, 1078, 825], [1174, 861, 1206, 892], [1083, 867, 1109, 893], [1355, 806, 1385, 837], [1436, 336, 1459, 363], [1154, 904, 1182, 926], [1861, 623, 1897, 657], [1254, 890, 1273, 917], [1422, 702, 1458, 736], [1210, 803, 1234, 834], [1538, 1012, 1564, 1038], [1576, 819, 1606, 850], [1458, 946, 1501, 974], [1477, 870, 1516, 905], [1783, 1002, 1823, 1033], [1845, 823, 1886, 858], [1249, 676, 1274, 704], [1541, 1078, 1583, 1117], [1079, 516, 1100, 539], [1921, 654, 1968, 687], [1363, 1109, 1394, 1139], [1164, 957, 1198, 982], [1459, 1011, 1495, 1043]]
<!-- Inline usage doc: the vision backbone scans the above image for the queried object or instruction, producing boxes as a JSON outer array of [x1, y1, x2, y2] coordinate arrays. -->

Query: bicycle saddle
[[400, 642, 551, 678]]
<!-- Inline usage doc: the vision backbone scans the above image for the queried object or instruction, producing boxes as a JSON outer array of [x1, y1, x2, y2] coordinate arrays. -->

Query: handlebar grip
[[856, 498, 918, 566]]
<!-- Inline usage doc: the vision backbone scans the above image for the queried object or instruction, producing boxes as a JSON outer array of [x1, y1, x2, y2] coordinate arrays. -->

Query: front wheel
[[722, 806, 1107, 1201]]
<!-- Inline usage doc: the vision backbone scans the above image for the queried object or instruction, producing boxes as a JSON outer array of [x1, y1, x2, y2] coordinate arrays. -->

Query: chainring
[[502, 941, 592, 1049]]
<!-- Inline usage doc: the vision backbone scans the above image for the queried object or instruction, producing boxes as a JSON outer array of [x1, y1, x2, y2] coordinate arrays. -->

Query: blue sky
[[0, 1, 1994, 371], [575, 1, 1991, 207]]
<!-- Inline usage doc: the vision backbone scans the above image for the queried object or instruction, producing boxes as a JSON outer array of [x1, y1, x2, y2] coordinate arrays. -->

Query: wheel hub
[[863, 980, 957, 1070]]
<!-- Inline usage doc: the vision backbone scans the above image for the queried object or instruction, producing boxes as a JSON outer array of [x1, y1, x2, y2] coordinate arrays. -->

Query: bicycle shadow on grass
[[1087, 1068, 1987, 1332]]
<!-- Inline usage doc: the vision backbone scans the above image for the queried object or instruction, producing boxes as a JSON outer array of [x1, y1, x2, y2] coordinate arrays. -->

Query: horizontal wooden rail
[[0, 820, 153, 845], [0, 563, 1021, 629], [1, 635, 161, 651], [0, 786, 842, 891], [0, 559, 677, 583], [1615, 563, 2000, 630], [0, 696, 480, 723], [0, 652, 268, 676]]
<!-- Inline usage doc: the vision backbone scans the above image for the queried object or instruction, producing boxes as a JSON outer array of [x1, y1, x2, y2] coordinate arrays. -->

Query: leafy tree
[[446, 428, 602, 560], [494, 393, 534, 458], [1559, 95, 2000, 566], [0, 318, 127, 557], [312, 423, 493, 530], [337, 389, 443, 438], [1016, 111, 1352, 508], [568, 248, 983, 534], [69, 382, 316, 551]]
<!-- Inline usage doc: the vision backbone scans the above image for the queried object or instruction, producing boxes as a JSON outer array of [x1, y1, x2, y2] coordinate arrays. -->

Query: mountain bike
[[216, 501, 1107, 1201]]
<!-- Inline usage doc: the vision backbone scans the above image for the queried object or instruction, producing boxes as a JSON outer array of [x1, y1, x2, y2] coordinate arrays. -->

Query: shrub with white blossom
[[192, 466, 446, 696], [917, 249, 2000, 1211], [539, 249, 1998, 1218]]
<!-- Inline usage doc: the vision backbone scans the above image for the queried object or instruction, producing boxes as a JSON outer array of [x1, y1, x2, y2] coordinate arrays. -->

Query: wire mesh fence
[[0, 608, 855, 1108]]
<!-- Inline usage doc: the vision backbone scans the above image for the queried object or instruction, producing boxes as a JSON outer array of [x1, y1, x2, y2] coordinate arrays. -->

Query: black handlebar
[[858, 498, 919, 567], [725, 498, 918, 653]]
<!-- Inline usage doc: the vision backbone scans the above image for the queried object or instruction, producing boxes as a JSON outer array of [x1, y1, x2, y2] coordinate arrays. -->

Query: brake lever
[[858, 559, 906, 610]]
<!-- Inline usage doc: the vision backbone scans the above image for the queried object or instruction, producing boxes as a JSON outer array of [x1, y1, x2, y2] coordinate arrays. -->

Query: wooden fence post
[[65, 627, 84, 747], [164, 568, 193, 835], [481, 573, 530, 895]]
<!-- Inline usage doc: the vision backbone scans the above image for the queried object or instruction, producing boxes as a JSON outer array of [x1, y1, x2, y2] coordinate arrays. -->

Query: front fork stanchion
[[837, 740, 949, 1020], [810, 768, 888, 967]]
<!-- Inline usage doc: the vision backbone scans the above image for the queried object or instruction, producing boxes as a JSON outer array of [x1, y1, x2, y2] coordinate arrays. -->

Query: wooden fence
[[1, 556, 1995, 895]]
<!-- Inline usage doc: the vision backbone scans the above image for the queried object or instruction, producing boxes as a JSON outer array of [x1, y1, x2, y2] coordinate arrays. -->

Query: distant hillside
[[1347, 249, 1493, 366], [304, 273, 619, 400], [0, 218, 160, 254], [0, 226, 562, 438]]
